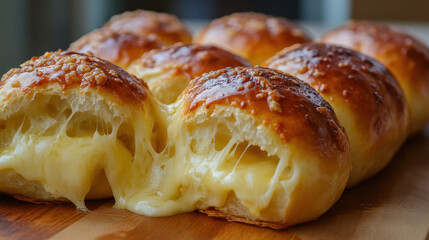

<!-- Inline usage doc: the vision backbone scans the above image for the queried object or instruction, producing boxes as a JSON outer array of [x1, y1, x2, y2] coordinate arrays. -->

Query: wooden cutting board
[[0, 127, 428, 240]]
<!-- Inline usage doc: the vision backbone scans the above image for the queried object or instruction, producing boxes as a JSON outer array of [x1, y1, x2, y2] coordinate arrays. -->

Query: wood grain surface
[[0, 127, 428, 240]]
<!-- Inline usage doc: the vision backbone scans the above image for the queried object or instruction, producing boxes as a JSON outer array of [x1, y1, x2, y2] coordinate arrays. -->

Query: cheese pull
[[0, 50, 162, 209], [0, 51, 350, 229]]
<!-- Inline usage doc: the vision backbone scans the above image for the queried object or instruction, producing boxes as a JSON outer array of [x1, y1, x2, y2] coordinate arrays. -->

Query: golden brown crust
[[319, 21, 429, 135], [68, 28, 162, 69], [103, 10, 192, 45], [199, 208, 287, 229], [266, 43, 408, 187], [130, 43, 252, 79], [265, 43, 407, 136], [181, 66, 348, 158], [320, 21, 429, 95], [1, 50, 149, 105], [194, 12, 312, 65]]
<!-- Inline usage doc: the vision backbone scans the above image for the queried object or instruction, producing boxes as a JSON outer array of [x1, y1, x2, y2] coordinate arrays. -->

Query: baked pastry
[[194, 12, 312, 65], [0, 51, 350, 229], [169, 67, 350, 228], [265, 43, 408, 187], [127, 43, 252, 104], [320, 21, 429, 136], [0, 50, 163, 210], [103, 10, 192, 45], [69, 28, 162, 69]]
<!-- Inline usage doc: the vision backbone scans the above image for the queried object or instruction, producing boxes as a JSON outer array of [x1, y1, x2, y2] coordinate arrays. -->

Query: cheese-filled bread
[[166, 67, 350, 228], [69, 28, 162, 69], [320, 21, 429, 136], [103, 10, 192, 45], [0, 50, 166, 210], [194, 12, 312, 65], [265, 43, 408, 187], [127, 43, 252, 104], [0, 51, 350, 229]]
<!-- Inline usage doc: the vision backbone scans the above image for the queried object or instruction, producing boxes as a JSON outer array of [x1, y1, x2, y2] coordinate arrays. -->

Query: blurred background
[[1, 0, 429, 74]]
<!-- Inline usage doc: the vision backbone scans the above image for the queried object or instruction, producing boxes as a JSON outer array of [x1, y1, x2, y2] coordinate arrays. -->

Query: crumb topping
[[2, 50, 148, 104]]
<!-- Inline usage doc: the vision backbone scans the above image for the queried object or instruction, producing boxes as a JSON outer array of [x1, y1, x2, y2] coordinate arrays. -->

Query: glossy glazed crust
[[194, 12, 312, 65], [129, 43, 252, 79], [69, 29, 162, 69], [103, 10, 192, 45], [0, 50, 149, 106], [180, 66, 348, 159], [265, 43, 407, 137], [319, 21, 429, 134], [320, 21, 429, 94]]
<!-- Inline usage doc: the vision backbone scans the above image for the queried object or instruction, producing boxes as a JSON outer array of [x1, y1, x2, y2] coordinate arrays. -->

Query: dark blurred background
[[1, 0, 429, 74]]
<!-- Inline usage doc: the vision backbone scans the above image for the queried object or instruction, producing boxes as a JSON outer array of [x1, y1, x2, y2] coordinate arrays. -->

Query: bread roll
[[194, 12, 312, 65], [69, 28, 162, 69], [103, 10, 192, 45], [0, 51, 350, 228], [320, 21, 429, 136], [170, 66, 350, 228], [0, 50, 164, 210], [265, 43, 408, 187], [127, 43, 252, 104]]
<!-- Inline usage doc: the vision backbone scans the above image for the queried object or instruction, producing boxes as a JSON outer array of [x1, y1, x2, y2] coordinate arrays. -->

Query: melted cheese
[[0, 98, 290, 219], [119, 108, 290, 218]]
